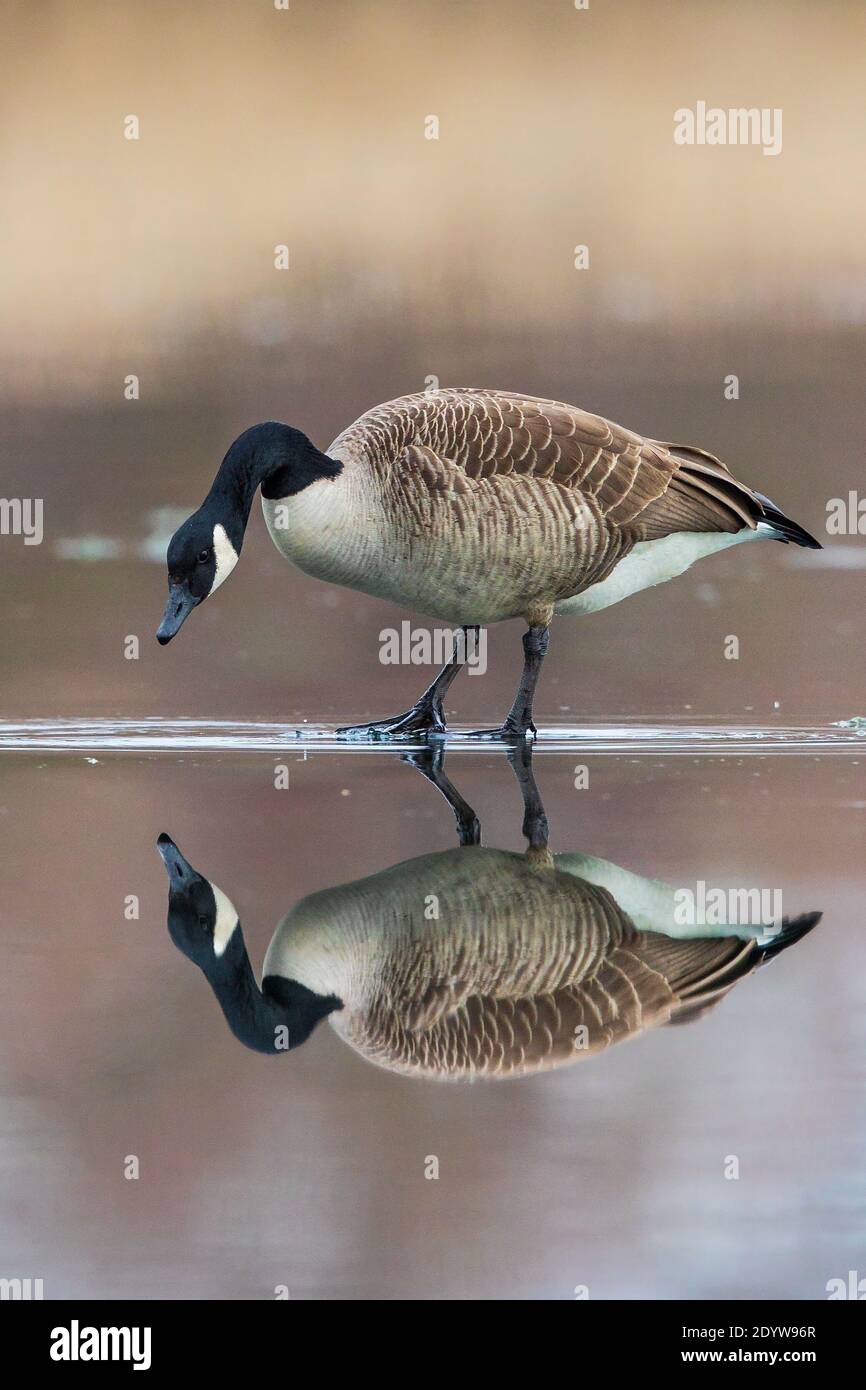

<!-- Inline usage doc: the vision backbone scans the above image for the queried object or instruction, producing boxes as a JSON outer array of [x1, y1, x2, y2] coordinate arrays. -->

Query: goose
[[156, 751, 820, 1080], [156, 388, 820, 737]]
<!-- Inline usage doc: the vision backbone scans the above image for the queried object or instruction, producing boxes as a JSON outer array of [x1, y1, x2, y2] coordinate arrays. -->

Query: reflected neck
[[203, 927, 341, 1055]]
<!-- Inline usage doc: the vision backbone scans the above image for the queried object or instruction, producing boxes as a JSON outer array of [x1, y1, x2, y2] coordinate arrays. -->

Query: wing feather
[[334, 389, 766, 544], [350, 910, 770, 1080]]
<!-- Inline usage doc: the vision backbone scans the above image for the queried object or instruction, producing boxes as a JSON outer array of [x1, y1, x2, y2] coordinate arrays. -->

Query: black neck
[[204, 421, 342, 544], [203, 927, 341, 1055]]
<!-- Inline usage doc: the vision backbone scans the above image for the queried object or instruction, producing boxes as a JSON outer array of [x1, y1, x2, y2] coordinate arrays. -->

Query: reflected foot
[[338, 700, 446, 739]]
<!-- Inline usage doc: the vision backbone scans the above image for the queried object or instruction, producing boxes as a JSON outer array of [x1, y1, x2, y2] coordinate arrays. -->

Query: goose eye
[[197, 548, 212, 564], [199, 915, 209, 930]]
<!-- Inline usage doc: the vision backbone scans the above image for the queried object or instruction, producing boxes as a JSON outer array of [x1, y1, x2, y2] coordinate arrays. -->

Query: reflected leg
[[402, 747, 481, 846], [507, 741, 550, 851]]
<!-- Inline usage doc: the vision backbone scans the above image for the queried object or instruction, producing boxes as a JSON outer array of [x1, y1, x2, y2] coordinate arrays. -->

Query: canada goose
[[157, 751, 820, 1079], [156, 388, 821, 738]]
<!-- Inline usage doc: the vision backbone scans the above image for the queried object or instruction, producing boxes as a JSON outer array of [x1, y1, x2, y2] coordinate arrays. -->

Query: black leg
[[468, 624, 549, 740], [402, 747, 481, 846], [338, 627, 474, 738]]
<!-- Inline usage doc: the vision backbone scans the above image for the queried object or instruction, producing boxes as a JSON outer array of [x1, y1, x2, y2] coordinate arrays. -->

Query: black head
[[156, 421, 341, 645], [157, 833, 239, 969], [157, 512, 239, 645], [156, 831, 342, 1055]]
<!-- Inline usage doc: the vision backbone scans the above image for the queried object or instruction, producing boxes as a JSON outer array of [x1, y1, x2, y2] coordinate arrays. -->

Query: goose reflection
[[157, 750, 820, 1081]]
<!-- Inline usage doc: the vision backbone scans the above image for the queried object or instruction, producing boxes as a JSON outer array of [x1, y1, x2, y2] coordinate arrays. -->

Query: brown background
[[1, 0, 864, 724], [0, 750, 862, 1299]]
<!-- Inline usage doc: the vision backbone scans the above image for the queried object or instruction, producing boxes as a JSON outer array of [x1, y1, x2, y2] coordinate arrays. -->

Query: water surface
[[0, 742, 862, 1298]]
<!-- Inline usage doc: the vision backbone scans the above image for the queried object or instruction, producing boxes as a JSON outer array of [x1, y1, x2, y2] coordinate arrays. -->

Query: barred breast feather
[[295, 388, 771, 626], [263, 847, 789, 1082]]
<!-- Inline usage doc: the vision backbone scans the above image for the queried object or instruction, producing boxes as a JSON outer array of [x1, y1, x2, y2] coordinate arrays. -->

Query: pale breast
[[263, 388, 767, 625], [263, 391, 637, 625], [261, 466, 390, 593], [265, 847, 633, 1080]]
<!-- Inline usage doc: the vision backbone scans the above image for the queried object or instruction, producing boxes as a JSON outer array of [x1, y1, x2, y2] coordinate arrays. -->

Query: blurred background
[[2, 0, 865, 1305], [1, 0, 864, 722]]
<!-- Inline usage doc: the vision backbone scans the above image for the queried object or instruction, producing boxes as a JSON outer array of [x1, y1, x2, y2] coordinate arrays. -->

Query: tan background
[[1, 0, 864, 723]]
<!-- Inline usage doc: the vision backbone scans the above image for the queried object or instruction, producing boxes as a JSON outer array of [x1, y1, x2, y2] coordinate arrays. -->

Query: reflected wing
[[347, 926, 789, 1081]]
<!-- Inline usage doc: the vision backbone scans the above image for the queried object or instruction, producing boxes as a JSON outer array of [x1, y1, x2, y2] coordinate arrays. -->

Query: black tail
[[755, 492, 822, 548], [757, 910, 823, 963]]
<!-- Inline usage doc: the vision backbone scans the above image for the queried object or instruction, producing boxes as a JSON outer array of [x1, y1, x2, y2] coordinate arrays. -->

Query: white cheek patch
[[209, 523, 239, 595], [211, 881, 239, 957]]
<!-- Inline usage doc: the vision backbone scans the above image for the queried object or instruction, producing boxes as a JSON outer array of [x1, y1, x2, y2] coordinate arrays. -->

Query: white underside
[[262, 471, 775, 624], [555, 853, 780, 942], [555, 526, 768, 617]]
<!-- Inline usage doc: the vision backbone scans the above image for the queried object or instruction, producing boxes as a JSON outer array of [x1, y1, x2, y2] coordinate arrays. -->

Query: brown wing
[[336, 388, 766, 541], [346, 926, 768, 1081], [385, 389, 680, 526], [640, 441, 763, 537]]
